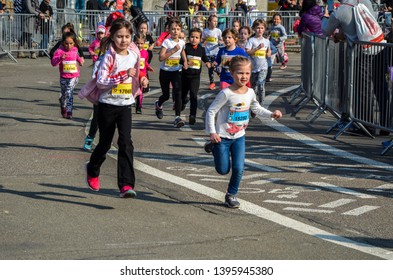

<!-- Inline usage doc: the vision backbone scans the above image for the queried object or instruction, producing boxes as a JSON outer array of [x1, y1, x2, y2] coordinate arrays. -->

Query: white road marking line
[[263, 200, 313, 206], [319, 199, 356, 208], [242, 174, 267, 179], [245, 159, 281, 172], [284, 207, 335, 214], [311, 182, 376, 199], [248, 178, 281, 185], [342, 206, 380, 216], [188, 174, 223, 178], [200, 178, 228, 182], [367, 184, 393, 192]]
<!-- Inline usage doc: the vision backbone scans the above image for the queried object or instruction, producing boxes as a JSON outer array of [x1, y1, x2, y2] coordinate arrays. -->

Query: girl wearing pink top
[[51, 32, 84, 119], [134, 34, 153, 114], [88, 25, 106, 63]]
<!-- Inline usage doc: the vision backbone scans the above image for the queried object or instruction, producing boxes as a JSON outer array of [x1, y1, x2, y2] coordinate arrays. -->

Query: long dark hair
[[61, 32, 80, 48], [300, 0, 317, 15]]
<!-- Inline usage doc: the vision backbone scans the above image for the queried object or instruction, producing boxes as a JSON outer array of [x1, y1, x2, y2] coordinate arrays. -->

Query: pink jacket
[[88, 39, 101, 62], [51, 46, 83, 79], [139, 48, 150, 77], [78, 42, 142, 104]]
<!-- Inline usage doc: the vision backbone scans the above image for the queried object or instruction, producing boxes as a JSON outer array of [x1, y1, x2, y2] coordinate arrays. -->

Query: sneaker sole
[[120, 190, 137, 198], [174, 121, 185, 128], [224, 202, 240, 208]]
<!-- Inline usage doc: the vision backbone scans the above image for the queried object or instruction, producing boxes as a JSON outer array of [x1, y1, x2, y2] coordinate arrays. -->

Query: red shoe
[[209, 83, 216, 90], [120, 186, 137, 198], [86, 163, 100, 191]]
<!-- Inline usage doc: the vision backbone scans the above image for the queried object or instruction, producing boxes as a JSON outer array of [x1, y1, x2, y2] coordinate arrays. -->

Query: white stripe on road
[[319, 199, 356, 208], [263, 200, 313, 206], [311, 182, 376, 199], [284, 207, 335, 214], [342, 206, 381, 216]]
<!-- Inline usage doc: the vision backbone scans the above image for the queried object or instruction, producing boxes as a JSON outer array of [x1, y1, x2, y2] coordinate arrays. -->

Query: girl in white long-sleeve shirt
[[205, 56, 282, 208]]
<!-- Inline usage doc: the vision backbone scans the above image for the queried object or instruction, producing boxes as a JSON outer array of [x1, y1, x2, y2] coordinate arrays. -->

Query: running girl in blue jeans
[[205, 56, 282, 208]]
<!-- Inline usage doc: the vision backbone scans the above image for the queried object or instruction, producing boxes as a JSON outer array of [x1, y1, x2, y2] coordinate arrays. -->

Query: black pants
[[87, 102, 135, 190], [158, 69, 182, 116], [88, 104, 99, 138], [181, 74, 200, 116]]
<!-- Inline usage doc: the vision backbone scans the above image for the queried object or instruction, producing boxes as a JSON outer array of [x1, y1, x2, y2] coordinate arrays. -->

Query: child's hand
[[206, 62, 211, 68], [79, 60, 84, 66], [258, 43, 264, 49], [271, 110, 282, 119], [172, 44, 181, 52], [140, 76, 149, 88], [210, 133, 221, 143], [127, 68, 136, 77], [183, 61, 188, 70], [147, 66, 154, 73], [61, 54, 67, 59], [80, 57, 85, 65]]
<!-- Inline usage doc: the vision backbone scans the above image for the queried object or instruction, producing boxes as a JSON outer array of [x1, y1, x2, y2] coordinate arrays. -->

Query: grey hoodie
[[322, 0, 375, 46]]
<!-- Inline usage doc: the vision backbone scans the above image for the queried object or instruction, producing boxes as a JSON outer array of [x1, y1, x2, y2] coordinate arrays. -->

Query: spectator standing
[[297, 0, 323, 36], [38, 0, 53, 56], [86, 0, 103, 31], [217, 0, 228, 31], [17, 0, 45, 59]]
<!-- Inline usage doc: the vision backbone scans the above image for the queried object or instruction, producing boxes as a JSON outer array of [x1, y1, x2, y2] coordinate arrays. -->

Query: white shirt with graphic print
[[206, 87, 273, 139]]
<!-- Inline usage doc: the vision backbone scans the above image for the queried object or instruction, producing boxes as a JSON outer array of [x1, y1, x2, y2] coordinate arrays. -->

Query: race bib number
[[112, 83, 132, 97], [165, 57, 180, 67], [271, 31, 280, 38], [187, 55, 201, 69], [205, 36, 217, 43], [63, 61, 78, 73], [140, 58, 145, 69], [143, 43, 149, 50], [227, 110, 249, 125], [254, 49, 266, 57]]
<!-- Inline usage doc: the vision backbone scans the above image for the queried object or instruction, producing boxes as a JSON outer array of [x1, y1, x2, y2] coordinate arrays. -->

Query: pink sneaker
[[86, 163, 100, 191], [120, 186, 136, 198]]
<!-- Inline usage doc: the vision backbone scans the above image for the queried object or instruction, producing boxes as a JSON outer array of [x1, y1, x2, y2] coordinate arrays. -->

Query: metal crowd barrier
[[292, 32, 393, 155]]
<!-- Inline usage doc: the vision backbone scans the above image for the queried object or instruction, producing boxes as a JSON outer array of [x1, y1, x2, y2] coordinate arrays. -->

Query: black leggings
[[158, 69, 182, 116], [181, 74, 200, 116]]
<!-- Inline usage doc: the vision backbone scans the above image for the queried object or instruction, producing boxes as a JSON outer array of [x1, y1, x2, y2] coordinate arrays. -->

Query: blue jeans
[[251, 70, 267, 104], [212, 136, 245, 195]]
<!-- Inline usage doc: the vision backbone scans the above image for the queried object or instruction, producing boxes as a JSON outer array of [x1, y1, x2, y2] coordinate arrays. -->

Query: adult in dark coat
[[18, 0, 45, 59]]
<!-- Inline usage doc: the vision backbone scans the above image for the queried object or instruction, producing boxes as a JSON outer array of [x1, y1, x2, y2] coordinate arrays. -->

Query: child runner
[[205, 56, 282, 208], [137, 21, 155, 64], [84, 18, 148, 198], [134, 34, 153, 114], [245, 19, 271, 105], [84, 12, 126, 152], [270, 13, 288, 70], [237, 25, 251, 50], [182, 27, 211, 125], [214, 28, 248, 90], [51, 32, 84, 119], [88, 25, 106, 64], [155, 17, 188, 128], [231, 19, 241, 33], [202, 14, 222, 90], [49, 23, 85, 61]]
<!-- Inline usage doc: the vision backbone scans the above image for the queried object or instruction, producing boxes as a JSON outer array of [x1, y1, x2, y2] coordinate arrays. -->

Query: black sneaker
[[189, 115, 196, 125], [155, 101, 163, 119], [204, 142, 213, 153], [225, 193, 240, 208], [174, 117, 185, 128]]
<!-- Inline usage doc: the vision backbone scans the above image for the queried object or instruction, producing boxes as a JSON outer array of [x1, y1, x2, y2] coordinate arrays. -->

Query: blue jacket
[[298, 5, 323, 36]]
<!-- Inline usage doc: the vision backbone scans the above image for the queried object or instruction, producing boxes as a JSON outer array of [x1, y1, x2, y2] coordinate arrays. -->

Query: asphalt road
[[0, 50, 393, 261]]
